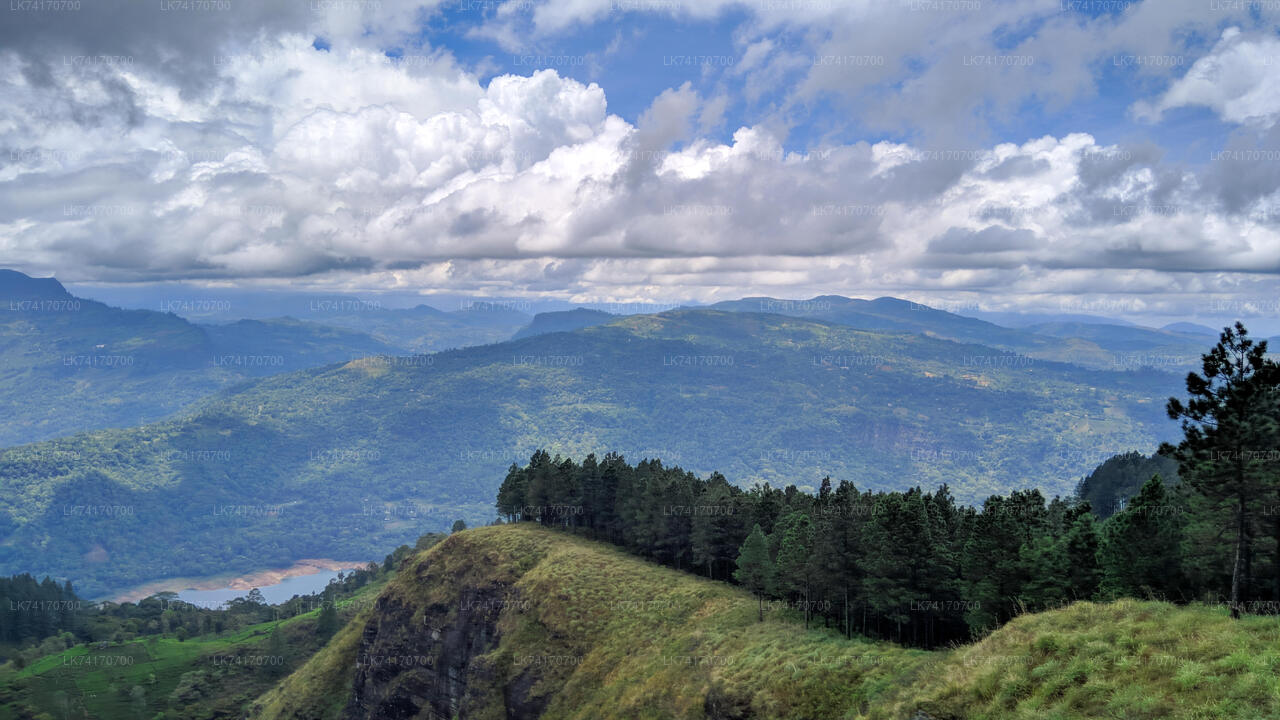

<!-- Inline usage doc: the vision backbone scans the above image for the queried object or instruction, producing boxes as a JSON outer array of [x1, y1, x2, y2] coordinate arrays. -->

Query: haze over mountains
[[1, 279, 1205, 595], [0, 271, 526, 445], [709, 295, 1226, 372], [1, 268, 1266, 596]]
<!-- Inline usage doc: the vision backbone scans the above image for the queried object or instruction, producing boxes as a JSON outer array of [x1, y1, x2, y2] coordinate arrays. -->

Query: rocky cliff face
[[342, 551, 557, 720]]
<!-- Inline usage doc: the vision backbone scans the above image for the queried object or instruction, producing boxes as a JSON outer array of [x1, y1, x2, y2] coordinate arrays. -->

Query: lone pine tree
[[1163, 323, 1279, 618]]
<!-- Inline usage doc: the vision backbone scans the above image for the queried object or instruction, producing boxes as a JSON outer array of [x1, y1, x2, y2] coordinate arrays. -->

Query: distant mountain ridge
[[0, 268, 74, 301], [712, 294, 1213, 371], [305, 301, 529, 352], [0, 270, 400, 445], [1162, 321, 1219, 336], [62, 279, 534, 352], [511, 308, 615, 340], [0, 307, 1184, 594], [0, 273, 1219, 449]]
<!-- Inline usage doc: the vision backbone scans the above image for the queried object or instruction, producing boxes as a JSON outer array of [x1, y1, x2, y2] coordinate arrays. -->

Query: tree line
[[0, 533, 452, 664], [496, 323, 1280, 647]]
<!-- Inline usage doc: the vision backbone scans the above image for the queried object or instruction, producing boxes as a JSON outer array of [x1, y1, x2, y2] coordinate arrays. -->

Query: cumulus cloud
[[477, 0, 1280, 142], [1135, 28, 1280, 128], [1, 0, 1279, 323]]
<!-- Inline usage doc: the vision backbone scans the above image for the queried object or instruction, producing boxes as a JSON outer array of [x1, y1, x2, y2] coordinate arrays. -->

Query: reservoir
[[176, 568, 347, 607]]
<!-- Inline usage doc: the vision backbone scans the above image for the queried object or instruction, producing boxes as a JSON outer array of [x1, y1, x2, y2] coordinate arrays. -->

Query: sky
[[2, 0, 1280, 328]]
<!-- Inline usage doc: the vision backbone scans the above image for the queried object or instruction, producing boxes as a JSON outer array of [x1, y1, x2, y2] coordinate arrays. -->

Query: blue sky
[[404, 1, 1260, 158], [2, 0, 1279, 326]]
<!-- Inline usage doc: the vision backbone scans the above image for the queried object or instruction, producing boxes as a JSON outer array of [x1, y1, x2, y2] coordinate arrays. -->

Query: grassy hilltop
[[252, 524, 1280, 720]]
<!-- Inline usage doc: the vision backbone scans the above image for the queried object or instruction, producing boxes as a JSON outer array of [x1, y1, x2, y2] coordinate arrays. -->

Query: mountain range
[[0, 304, 1188, 594], [0, 270, 403, 446], [709, 295, 1221, 371], [0, 271, 544, 446], [2, 268, 1236, 449]]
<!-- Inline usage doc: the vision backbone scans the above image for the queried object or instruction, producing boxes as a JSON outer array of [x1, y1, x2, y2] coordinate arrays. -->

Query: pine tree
[[315, 587, 338, 639], [962, 491, 1048, 631], [1061, 510, 1103, 600], [1163, 323, 1276, 618], [266, 624, 288, 676], [1100, 475, 1184, 600], [733, 524, 775, 622], [690, 474, 741, 580], [496, 462, 529, 522], [773, 511, 814, 627]]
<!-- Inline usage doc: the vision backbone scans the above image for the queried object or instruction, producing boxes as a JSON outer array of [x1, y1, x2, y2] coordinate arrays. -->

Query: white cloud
[[1134, 28, 1280, 128], [1, 0, 1280, 322]]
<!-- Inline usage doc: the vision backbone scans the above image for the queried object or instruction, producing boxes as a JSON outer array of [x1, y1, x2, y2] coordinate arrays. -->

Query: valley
[[0, 307, 1186, 596], [5, 3, 1278, 716]]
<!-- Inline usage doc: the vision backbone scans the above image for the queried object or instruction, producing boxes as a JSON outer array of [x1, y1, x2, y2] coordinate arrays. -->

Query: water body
[[176, 569, 344, 608]]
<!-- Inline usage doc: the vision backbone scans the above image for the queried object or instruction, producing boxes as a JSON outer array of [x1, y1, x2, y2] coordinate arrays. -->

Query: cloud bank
[[1, 0, 1278, 322]]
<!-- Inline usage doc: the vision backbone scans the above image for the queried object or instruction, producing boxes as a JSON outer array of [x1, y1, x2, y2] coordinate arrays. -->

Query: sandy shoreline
[[106, 558, 370, 603]]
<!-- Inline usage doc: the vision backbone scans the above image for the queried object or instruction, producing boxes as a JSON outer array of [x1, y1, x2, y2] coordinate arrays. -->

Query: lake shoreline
[[105, 558, 371, 603]]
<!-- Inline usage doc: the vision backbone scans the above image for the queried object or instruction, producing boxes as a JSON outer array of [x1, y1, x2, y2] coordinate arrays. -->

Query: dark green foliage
[[961, 491, 1049, 632], [315, 588, 338, 640], [733, 525, 774, 622], [497, 452, 1097, 647], [773, 511, 813, 625], [0, 573, 80, 649], [1076, 450, 1180, 519], [1099, 475, 1185, 600], [1062, 511, 1104, 599], [1162, 323, 1280, 617]]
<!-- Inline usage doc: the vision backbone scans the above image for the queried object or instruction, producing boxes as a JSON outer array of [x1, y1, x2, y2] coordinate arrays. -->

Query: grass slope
[[0, 579, 386, 720], [0, 309, 1182, 594], [248, 598, 379, 720], [253, 525, 1280, 720]]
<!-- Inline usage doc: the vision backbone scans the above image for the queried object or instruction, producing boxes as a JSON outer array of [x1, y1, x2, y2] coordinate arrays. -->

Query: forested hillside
[[0, 310, 1182, 595], [489, 325, 1280, 646], [296, 301, 531, 352], [1076, 451, 1180, 518], [0, 270, 399, 445], [251, 524, 1280, 720], [711, 296, 1219, 371]]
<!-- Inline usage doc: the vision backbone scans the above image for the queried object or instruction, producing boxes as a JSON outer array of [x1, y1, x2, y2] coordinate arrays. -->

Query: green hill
[[0, 577, 388, 720], [251, 524, 1280, 720], [1075, 450, 1181, 518], [511, 308, 615, 340], [299, 301, 531, 353], [0, 309, 1184, 594], [711, 295, 1210, 371], [0, 270, 399, 446]]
